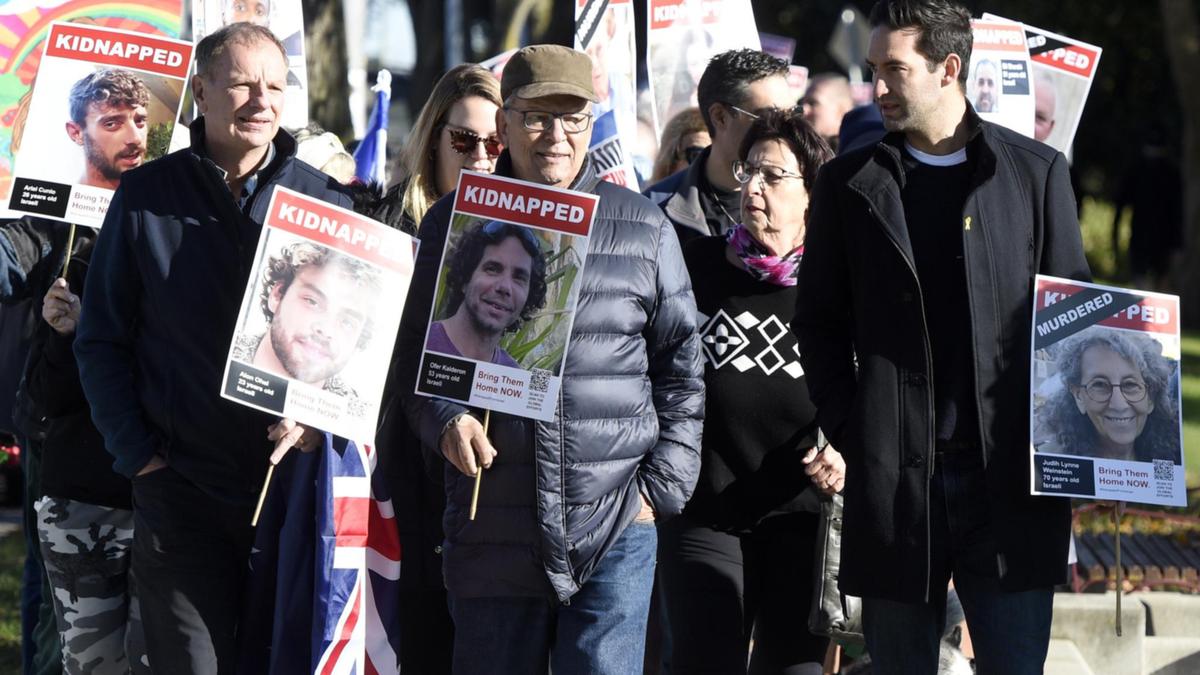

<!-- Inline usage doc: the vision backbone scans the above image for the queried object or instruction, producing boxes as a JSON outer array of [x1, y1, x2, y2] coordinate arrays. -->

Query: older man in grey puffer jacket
[[395, 45, 703, 674]]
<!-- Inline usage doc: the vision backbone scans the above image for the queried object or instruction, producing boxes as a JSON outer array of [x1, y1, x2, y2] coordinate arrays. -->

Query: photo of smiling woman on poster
[[1037, 326, 1181, 464]]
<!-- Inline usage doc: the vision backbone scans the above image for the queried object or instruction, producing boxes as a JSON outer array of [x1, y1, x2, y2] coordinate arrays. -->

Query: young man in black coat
[[793, 2, 1090, 674]]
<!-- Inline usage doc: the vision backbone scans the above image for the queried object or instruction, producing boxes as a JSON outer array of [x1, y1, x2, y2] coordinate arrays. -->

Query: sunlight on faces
[[67, 101, 148, 186], [713, 75, 793, 159], [739, 138, 808, 255], [1072, 345, 1154, 454], [225, 0, 270, 26], [435, 95, 500, 195], [462, 236, 533, 337], [267, 264, 372, 384], [194, 37, 287, 160], [801, 82, 848, 139], [867, 27, 952, 134], [498, 94, 591, 189]]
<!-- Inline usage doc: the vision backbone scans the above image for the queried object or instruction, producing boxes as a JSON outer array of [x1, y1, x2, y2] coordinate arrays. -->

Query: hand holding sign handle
[[470, 411, 492, 520], [252, 419, 323, 526]]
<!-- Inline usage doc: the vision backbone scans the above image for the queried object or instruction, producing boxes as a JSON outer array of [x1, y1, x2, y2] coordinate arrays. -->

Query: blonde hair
[[395, 64, 501, 224], [650, 107, 707, 183]]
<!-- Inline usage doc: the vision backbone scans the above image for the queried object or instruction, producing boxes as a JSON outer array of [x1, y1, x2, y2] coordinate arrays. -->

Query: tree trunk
[[302, 0, 353, 139], [1160, 0, 1200, 325]]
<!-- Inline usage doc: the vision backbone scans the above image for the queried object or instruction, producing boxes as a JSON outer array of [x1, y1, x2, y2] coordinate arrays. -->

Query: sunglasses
[[682, 145, 706, 165], [447, 126, 503, 158]]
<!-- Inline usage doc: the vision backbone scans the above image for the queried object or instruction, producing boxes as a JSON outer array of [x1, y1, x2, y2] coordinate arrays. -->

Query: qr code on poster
[[1154, 459, 1173, 482], [529, 369, 551, 393]]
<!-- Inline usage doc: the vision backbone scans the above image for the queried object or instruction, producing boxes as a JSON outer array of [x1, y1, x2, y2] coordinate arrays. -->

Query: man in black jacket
[[75, 23, 350, 673], [643, 49, 792, 246], [398, 45, 703, 674], [793, 2, 1089, 674]]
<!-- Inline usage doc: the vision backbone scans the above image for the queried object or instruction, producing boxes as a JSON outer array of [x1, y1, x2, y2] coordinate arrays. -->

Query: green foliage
[[1078, 196, 1130, 284], [146, 123, 172, 163], [501, 238, 581, 372], [0, 529, 24, 670]]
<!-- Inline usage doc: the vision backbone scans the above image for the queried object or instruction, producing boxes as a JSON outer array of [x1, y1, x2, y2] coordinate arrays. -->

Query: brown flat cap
[[500, 44, 599, 103]]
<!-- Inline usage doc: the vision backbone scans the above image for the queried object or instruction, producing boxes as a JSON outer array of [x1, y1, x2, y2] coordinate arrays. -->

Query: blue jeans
[[862, 450, 1053, 675], [449, 520, 657, 675]]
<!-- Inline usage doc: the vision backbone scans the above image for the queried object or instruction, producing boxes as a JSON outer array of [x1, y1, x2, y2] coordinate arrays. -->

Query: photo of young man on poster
[[65, 69, 150, 190], [232, 238, 383, 406], [425, 220, 548, 368]]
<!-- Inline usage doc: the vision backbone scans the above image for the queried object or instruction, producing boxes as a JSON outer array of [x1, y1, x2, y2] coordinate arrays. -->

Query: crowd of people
[[4, 0, 1108, 674]]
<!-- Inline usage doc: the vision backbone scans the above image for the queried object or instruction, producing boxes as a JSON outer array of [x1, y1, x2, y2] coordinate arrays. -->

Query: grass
[[0, 527, 24, 671], [1180, 332, 1200, 497]]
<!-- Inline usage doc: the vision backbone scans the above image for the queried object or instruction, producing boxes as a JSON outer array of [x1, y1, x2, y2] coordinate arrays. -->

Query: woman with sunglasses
[[657, 109, 841, 675], [371, 63, 501, 675], [375, 64, 502, 234], [1037, 326, 1180, 464], [649, 107, 710, 183]]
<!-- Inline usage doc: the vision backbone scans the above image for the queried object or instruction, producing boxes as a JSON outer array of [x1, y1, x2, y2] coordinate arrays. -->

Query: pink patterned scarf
[[725, 224, 803, 287]]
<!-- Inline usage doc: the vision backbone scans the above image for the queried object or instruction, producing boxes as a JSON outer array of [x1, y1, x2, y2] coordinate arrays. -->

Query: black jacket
[[794, 110, 1090, 602], [642, 147, 729, 247], [28, 241, 130, 508], [399, 153, 704, 601], [75, 119, 352, 502]]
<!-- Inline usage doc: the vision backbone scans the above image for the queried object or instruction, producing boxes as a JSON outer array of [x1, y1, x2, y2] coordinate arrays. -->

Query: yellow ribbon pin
[[964, 216, 972, 230]]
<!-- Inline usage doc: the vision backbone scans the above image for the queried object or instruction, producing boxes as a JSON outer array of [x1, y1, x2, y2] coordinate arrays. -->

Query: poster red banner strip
[[452, 172, 598, 236], [265, 187, 414, 274], [1031, 45, 1100, 78], [650, 0, 723, 30], [971, 22, 1029, 52], [46, 22, 192, 79], [1036, 280, 1179, 335]]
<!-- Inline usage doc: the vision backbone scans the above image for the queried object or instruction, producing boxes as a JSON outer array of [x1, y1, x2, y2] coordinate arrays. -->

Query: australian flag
[[239, 435, 402, 674], [353, 70, 393, 185]]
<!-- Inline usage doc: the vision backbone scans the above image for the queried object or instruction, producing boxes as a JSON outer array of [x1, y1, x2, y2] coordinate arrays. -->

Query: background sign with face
[[968, 19, 1035, 139], [192, 0, 308, 129]]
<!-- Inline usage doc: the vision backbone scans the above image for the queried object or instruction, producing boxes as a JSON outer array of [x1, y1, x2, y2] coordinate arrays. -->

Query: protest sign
[[576, 0, 639, 189], [646, 0, 760, 135], [6, 22, 190, 227], [968, 18, 1034, 138], [984, 13, 1101, 153], [415, 171, 596, 421], [1029, 275, 1185, 507], [0, 1, 183, 216], [193, 0, 308, 128], [221, 186, 417, 443]]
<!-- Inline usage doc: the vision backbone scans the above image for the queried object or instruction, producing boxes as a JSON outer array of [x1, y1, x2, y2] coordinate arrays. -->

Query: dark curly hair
[[696, 48, 789, 135], [868, 0, 973, 88], [444, 221, 547, 333], [738, 108, 834, 195], [1044, 326, 1181, 463], [258, 241, 383, 349]]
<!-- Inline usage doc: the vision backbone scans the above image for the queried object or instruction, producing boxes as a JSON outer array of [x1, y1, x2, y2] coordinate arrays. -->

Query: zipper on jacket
[[855, 189, 937, 604]]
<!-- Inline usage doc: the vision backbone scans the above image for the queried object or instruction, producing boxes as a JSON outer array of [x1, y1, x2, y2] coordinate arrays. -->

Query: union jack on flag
[[237, 434, 402, 674], [314, 436, 402, 675]]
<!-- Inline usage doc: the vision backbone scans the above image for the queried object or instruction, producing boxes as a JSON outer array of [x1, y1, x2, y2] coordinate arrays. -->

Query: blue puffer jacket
[[399, 154, 704, 601]]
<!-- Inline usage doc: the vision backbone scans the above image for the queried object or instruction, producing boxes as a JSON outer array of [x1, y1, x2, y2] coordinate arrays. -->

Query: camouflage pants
[[35, 496, 149, 675]]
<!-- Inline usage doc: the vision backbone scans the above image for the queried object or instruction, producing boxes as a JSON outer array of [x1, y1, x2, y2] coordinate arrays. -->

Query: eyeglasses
[[682, 145, 706, 164], [507, 109, 593, 134], [732, 161, 803, 187], [1079, 378, 1149, 404], [446, 127, 503, 158], [727, 104, 801, 121], [480, 220, 542, 251]]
